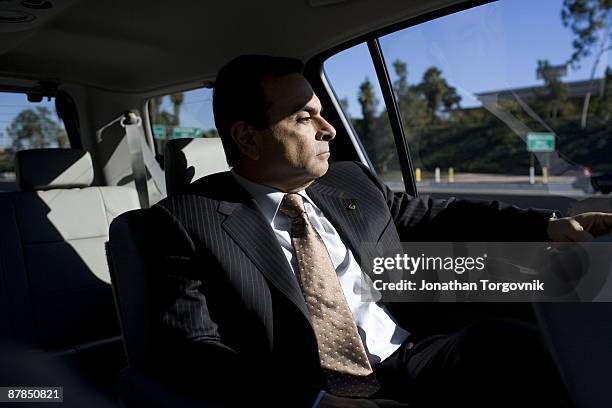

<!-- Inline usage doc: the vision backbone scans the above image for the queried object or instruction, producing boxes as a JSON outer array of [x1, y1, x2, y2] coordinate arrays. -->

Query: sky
[[325, 0, 610, 116], [1, 0, 610, 148]]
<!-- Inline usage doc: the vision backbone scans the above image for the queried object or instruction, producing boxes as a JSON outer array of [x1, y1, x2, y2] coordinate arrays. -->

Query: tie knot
[[279, 193, 306, 219]]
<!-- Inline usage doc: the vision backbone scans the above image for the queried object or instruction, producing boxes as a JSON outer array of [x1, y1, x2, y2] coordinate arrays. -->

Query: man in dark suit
[[147, 55, 611, 407]]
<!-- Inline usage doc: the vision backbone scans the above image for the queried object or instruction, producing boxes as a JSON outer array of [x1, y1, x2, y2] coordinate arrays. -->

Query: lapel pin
[[346, 200, 357, 210]]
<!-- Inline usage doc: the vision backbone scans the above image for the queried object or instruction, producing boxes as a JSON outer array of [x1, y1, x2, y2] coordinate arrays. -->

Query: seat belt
[[137, 126, 166, 198], [97, 111, 166, 209], [120, 112, 150, 208]]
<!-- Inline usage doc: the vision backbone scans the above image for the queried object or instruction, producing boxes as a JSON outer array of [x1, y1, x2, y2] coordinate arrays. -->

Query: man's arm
[[353, 162, 554, 242], [145, 204, 249, 405], [145, 203, 322, 407]]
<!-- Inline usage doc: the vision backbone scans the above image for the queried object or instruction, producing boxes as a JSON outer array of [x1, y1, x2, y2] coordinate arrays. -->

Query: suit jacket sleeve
[[354, 162, 555, 242]]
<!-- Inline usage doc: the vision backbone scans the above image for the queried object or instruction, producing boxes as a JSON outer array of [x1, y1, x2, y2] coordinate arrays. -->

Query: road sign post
[[527, 133, 554, 185]]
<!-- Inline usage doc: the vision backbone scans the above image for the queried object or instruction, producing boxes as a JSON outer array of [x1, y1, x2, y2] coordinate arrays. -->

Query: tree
[[562, 0, 612, 65], [7, 107, 67, 151], [561, 0, 612, 126], [535, 60, 570, 120], [149, 92, 184, 144], [418, 67, 446, 118], [149, 92, 184, 128], [148, 96, 164, 125], [170, 92, 184, 125], [159, 111, 176, 127], [356, 77, 395, 173], [390, 59, 428, 137], [442, 84, 461, 112], [592, 66, 612, 123], [358, 78, 378, 135], [415, 67, 461, 120], [392, 60, 409, 97]]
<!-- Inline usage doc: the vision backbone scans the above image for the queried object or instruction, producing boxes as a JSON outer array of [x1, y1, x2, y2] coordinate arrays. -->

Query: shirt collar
[[231, 170, 316, 225]]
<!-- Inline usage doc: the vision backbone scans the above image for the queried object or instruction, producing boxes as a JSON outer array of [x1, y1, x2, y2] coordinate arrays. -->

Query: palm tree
[[418, 68, 447, 119], [170, 92, 184, 126], [149, 96, 164, 125]]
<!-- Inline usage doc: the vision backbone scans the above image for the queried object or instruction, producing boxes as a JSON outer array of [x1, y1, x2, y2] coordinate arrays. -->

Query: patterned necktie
[[279, 193, 380, 397]]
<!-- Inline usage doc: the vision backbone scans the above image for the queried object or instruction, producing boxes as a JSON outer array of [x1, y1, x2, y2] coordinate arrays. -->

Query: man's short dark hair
[[213, 54, 304, 167]]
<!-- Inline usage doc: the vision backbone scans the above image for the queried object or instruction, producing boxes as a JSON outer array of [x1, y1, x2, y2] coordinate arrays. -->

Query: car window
[[324, 43, 404, 189], [148, 87, 218, 161], [325, 0, 612, 199], [0, 92, 69, 191], [378, 0, 610, 197]]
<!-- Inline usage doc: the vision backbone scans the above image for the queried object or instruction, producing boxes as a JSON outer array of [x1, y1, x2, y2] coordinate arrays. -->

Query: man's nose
[[316, 117, 336, 141]]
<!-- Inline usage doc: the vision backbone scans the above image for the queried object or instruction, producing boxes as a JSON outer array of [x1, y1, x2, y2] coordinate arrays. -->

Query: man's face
[[253, 73, 336, 188]]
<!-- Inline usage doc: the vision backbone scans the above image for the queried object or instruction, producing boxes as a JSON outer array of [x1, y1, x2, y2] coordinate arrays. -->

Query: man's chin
[[311, 159, 330, 177]]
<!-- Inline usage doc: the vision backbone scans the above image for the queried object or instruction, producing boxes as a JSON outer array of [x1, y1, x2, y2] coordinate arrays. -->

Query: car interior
[[1, 0, 612, 407]]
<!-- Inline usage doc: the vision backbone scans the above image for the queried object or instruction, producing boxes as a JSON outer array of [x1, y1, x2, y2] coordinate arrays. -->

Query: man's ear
[[230, 121, 259, 161]]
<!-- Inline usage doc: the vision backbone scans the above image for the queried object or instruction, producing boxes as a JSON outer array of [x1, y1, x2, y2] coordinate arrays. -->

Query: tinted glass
[[0, 93, 68, 191]]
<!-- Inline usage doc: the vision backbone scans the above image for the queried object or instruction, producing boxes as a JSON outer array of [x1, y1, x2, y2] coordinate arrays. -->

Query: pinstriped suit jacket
[[146, 161, 553, 406]]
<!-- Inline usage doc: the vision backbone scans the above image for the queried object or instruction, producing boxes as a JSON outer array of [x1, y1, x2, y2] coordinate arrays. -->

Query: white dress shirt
[[232, 171, 410, 365]]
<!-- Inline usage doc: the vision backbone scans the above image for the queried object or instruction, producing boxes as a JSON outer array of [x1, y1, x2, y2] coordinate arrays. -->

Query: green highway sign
[[152, 125, 166, 140], [172, 127, 201, 139], [527, 132, 555, 152]]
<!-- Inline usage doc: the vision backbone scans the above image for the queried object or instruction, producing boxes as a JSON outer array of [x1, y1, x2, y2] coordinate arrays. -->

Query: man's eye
[[297, 117, 312, 123]]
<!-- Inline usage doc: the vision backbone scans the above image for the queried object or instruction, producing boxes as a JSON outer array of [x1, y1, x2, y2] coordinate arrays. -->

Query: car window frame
[[305, 0, 494, 197]]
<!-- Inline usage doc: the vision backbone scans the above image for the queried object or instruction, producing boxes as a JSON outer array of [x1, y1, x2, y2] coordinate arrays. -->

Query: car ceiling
[[0, 0, 466, 93]]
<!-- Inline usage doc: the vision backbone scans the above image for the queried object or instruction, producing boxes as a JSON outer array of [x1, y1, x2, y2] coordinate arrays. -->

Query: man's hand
[[317, 393, 410, 407], [547, 212, 612, 242]]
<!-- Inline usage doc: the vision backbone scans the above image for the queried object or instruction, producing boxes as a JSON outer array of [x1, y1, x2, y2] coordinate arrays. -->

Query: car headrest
[[164, 138, 229, 196], [15, 148, 95, 191]]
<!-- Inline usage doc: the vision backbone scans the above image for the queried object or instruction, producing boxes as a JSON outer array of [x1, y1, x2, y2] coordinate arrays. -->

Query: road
[[383, 172, 595, 197]]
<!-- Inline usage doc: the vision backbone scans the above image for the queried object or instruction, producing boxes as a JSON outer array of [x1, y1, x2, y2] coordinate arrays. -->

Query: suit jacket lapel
[[306, 180, 369, 266], [219, 198, 310, 320]]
